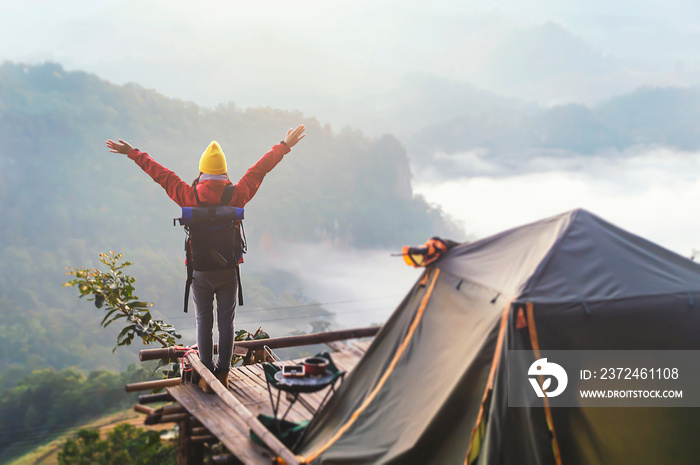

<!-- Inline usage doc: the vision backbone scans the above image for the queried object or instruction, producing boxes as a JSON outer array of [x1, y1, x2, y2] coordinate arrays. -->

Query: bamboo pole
[[125, 377, 182, 392], [211, 455, 237, 464], [185, 352, 301, 465], [138, 392, 174, 404], [190, 434, 216, 444], [161, 413, 190, 423], [139, 346, 187, 361], [163, 404, 186, 415], [134, 404, 155, 415], [191, 426, 210, 436], [140, 326, 380, 361], [237, 326, 380, 351]]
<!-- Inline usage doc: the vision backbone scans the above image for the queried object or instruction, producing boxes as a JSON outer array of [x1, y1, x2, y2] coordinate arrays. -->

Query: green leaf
[[66, 252, 192, 351], [100, 308, 120, 326], [103, 313, 127, 328], [117, 325, 136, 342]]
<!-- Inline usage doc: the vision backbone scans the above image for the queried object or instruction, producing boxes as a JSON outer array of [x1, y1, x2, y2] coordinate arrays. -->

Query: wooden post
[[177, 419, 189, 465], [185, 352, 301, 465], [191, 426, 205, 465]]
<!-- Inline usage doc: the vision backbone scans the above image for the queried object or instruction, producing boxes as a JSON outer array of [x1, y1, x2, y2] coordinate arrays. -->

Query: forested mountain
[[407, 85, 700, 174], [0, 61, 452, 390]]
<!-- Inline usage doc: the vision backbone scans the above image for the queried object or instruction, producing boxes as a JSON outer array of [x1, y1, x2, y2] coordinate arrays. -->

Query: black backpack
[[174, 182, 246, 312]]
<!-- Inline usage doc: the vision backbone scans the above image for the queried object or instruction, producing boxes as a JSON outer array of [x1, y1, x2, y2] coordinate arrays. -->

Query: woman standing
[[106, 124, 306, 391]]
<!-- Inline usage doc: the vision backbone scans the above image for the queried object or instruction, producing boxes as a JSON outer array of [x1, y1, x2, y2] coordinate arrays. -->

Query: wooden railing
[[138, 326, 380, 361]]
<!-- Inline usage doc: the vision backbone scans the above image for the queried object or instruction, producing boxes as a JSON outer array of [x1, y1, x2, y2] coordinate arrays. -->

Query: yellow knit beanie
[[199, 141, 227, 175]]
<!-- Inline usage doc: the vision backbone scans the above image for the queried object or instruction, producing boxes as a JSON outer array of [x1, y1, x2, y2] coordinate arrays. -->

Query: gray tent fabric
[[519, 210, 700, 303], [298, 270, 503, 464], [295, 209, 700, 464], [439, 209, 700, 303]]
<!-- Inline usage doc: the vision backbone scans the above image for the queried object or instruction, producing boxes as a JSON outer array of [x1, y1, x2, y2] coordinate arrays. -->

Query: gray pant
[[191, 268, 238, 372]]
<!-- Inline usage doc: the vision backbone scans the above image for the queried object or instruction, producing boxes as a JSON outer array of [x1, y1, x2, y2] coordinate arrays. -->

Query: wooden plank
[[227, 370, 274, 418], [162, 341, 371, 464], [168, 383, 274, 465], [185, 354, 301, 465], [230, 347, 368, 423], [248, 366, 318, 422], [233, 365, 310, 423]]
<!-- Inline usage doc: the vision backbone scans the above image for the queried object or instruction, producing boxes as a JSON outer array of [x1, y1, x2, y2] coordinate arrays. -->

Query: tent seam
[[519, 210, 579, 300], [527, 302, 564, 465], [300, 268, 442, 463], [464, 300, 512, 464]]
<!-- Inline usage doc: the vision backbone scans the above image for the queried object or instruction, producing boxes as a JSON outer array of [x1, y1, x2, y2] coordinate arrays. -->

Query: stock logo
[[528, 358, 568, 398]]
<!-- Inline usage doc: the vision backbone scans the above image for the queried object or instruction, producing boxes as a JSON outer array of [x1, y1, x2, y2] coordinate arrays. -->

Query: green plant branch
[[65, 251, 270, 371], [64, 252, 181, 351]]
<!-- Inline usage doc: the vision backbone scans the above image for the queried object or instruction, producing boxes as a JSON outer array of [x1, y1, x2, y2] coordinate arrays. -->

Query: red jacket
[[127, 143, 290, 207]]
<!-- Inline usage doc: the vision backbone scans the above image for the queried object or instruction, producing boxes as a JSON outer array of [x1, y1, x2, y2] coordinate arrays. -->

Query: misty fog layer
[[4, 0, 700, 135], [245, 242, 422, 329], [414, 146, 700, 257]]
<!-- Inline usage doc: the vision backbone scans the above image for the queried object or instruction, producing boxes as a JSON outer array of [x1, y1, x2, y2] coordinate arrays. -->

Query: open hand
[[283, 125, 306, 148], [106, 139, 133, 155]]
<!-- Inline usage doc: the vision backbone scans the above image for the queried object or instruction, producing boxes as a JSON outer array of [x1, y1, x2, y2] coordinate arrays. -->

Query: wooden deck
[[166, 341, 370, 464]]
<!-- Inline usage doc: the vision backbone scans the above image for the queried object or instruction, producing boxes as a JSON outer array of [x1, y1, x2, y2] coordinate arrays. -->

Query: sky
[[4, 0, 700, 328], [2, 0, 700, 117]]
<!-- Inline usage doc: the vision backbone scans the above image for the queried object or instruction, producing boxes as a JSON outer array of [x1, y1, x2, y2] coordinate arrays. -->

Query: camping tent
[[294, 209, 700, 464]]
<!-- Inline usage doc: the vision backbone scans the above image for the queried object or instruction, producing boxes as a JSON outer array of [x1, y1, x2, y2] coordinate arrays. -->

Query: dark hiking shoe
[[214, 368, 229, 390], [197, 377, 213, 394]]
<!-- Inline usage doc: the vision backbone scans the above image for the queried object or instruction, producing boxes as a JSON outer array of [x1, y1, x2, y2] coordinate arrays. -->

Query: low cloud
[[414, 146, 700, 257], [247, 242, 423, 330]]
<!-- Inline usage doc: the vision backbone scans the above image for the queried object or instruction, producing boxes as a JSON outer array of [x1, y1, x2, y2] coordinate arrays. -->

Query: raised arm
[[283, 124, 306, 148], [106, 139, 133, 155], [232, 124, 307, 205], [106, 138, 195, 207]]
